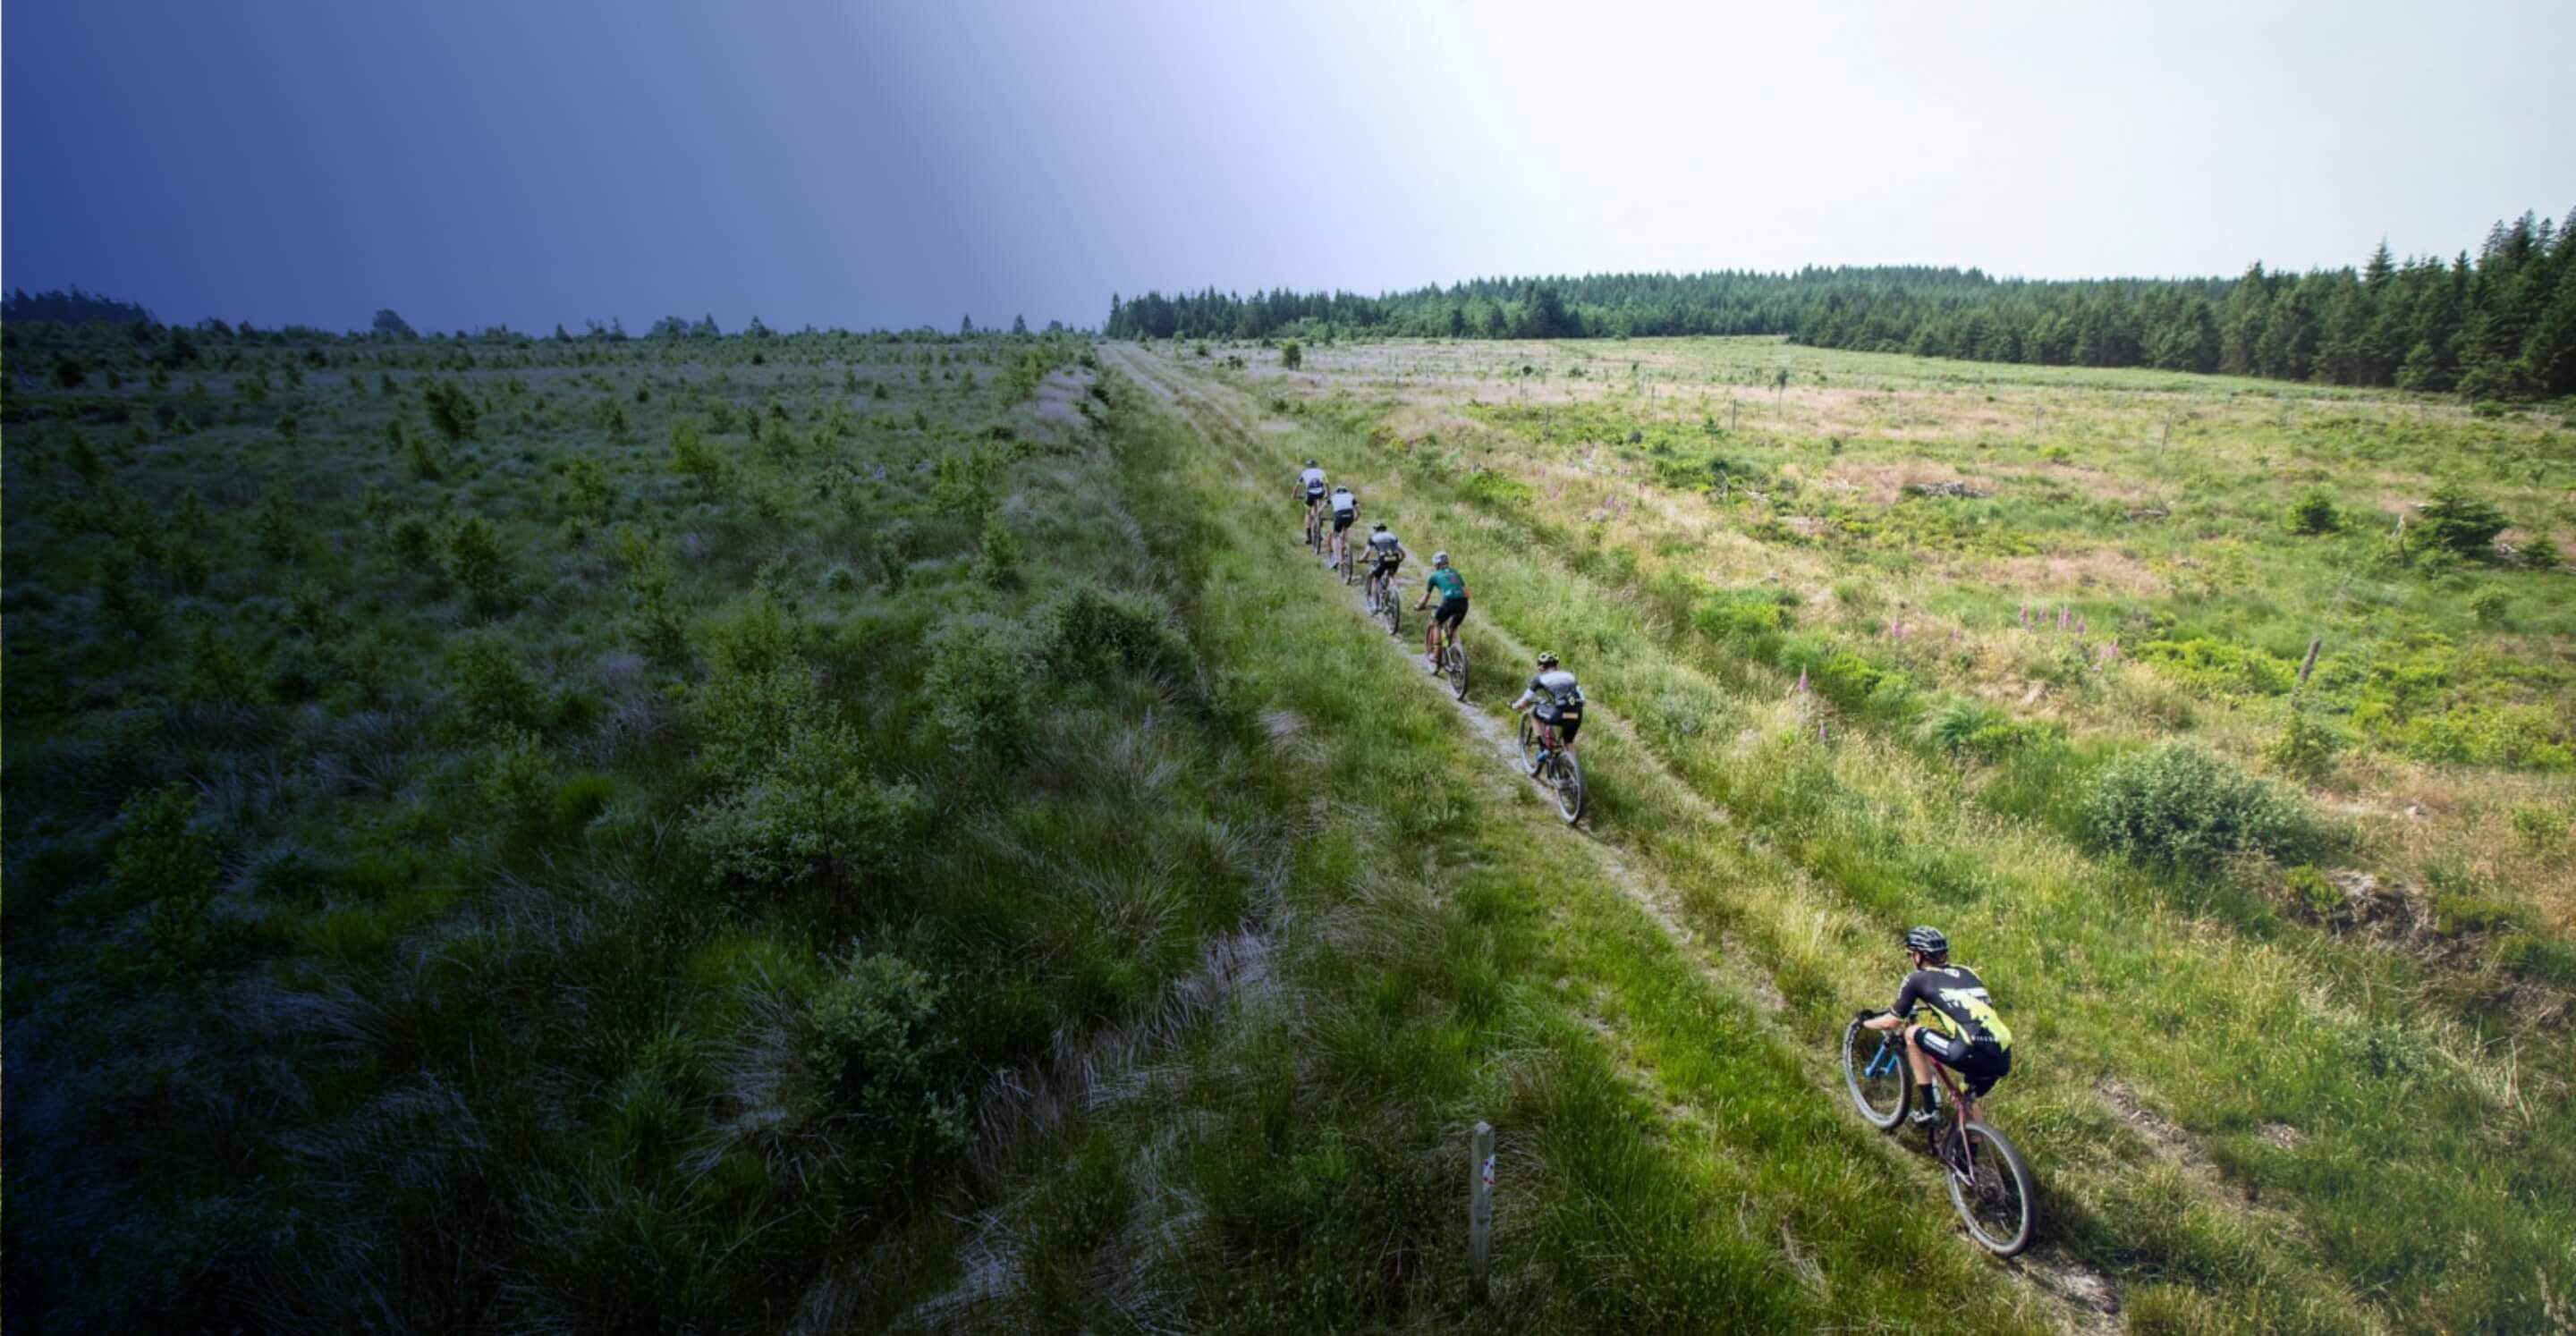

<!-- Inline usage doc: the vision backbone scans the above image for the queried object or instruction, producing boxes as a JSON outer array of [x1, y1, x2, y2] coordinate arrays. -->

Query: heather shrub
[[2089, 742, 2318, 869]]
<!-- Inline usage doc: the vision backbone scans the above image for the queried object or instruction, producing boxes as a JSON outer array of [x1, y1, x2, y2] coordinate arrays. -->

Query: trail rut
[[1112, 343, 2124, 1332]]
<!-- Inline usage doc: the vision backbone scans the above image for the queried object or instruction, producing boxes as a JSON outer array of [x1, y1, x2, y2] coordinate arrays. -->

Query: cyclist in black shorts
[[1325, 486, 1360, 568], [1859, 926, 2015, 1127], [1413, 551, 1469, 672], [1509, 652, 1584, 773], [1363, 521, 1406, 595], [1288, 463, 1329, 540], [1296, 460, 1327, 533]]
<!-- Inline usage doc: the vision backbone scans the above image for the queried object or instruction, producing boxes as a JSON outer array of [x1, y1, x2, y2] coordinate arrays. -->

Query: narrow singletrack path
[[1105, 342, 2125, 1332]]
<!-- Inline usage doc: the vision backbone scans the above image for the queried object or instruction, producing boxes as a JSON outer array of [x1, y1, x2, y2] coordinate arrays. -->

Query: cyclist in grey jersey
[[1363, 521, 1406, 575], [1509, 652, 1585, 770], [1295, 460, 1327, 539]]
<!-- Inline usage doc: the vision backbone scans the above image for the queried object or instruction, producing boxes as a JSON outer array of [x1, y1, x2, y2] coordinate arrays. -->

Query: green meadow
[[4, 319, 2572, 1331]]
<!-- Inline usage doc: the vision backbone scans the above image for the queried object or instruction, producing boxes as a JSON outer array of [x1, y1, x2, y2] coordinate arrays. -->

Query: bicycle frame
[[1864, 1028, 1981, 1171]]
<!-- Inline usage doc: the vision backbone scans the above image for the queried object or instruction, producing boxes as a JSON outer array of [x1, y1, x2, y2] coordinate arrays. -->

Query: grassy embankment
[[1133, 336, 2576, 1332]]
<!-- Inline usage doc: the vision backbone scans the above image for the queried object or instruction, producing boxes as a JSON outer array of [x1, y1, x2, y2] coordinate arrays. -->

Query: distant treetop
[[5, 286, 156, 326]]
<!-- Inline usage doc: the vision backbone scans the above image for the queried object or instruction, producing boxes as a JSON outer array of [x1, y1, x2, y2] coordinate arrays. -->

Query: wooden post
[[2297, 638, 2322, 688], [1470, 1121, 1495, 1300]]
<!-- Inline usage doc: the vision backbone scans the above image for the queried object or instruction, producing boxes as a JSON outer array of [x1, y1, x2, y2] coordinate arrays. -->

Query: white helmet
[[1432, 551, 1451, 567]]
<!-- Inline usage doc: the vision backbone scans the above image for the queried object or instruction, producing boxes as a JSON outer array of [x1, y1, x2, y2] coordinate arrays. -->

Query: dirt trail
[[1114, 343, 2124, 1332]]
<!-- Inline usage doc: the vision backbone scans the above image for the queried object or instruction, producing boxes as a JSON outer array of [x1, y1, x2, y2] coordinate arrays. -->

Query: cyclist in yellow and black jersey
[[1860, 926, 2013, 1126]]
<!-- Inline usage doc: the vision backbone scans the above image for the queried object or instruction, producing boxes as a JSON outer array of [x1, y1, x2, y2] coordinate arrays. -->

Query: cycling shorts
[[1434, 596, 1469, 629], [1535, 706, 1582, 747], [1305, 486, 1326, 504], [1371, 555, 1403, 577], [1333, 512, 1357, 533], [1912, 1027, 2011, 1099]]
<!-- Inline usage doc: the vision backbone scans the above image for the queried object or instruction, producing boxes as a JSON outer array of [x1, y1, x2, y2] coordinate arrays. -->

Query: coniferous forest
[[1105, 209, 2576, 399]]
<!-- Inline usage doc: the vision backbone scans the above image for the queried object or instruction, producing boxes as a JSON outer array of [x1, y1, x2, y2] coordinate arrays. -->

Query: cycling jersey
[[1892, 964, 2013, 1050], [1424, 568, 1465, 602], [1300, 467, 1327, 497], [1329, 488, 1357, 516], [1367, 532, 1403, 564], [1516, 669, 1584, 721]]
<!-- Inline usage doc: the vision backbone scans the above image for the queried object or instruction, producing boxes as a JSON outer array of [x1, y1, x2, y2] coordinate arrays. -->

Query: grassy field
[[1110, 335, 2576, 1332], [5, 323, 2572, 1331]]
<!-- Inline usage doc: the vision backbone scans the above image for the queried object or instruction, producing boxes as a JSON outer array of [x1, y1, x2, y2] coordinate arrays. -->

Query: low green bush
[[115, 784, 225, 969], [803, 949, 967, 1193], [2288, 488, 2343, 534], [2265, 702, 2348, 782], [447, 635, 546, 738], [683, 717, 919, 889], [921, 613, 1032, 755], [2087, 742, 2318, 869], [1692, 587, 1795, 639], [2411, 484, 2509, 556], [1036, 583, 1192, 685]]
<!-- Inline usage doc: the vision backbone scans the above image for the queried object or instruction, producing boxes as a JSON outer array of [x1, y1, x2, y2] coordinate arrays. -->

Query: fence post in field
[[1470, 1120, 1495, 1300], [2298, 638, 2322, 688]]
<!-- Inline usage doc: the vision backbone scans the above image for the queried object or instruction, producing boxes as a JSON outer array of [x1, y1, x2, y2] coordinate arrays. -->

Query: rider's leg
[[1902, 1026, 1941, 1120]]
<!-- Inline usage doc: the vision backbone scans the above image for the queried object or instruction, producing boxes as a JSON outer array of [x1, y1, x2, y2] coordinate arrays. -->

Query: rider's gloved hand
[[1854, 1007, 1882, 1021]]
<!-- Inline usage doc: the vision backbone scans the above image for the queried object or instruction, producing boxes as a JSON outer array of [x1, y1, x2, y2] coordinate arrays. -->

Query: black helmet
[[1371, 521, 1387, 531], [1535, 651, 1559, 671], [1305, 458, 1318, 468], [1903, 926, 1948, 960]]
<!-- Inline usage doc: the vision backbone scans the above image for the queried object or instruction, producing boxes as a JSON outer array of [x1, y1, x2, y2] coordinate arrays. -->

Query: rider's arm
[[1866, 977, 1924, 1030], [1508, 689, 1534, 713]]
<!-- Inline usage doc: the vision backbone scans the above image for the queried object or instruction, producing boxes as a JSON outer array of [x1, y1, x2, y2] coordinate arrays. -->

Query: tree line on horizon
[[1104, 208, 2576, 399]]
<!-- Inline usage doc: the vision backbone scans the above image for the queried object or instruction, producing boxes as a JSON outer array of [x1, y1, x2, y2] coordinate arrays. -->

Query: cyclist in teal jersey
[[1413, 552, 1470, 672]]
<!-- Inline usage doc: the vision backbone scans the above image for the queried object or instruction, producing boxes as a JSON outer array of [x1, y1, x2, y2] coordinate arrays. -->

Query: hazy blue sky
[[5, 0, 2571, 333]]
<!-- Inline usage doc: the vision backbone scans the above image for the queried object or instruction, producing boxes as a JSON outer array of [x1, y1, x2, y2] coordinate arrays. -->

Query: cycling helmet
[[1535, 652, 1559, 671], [1371, 521, 1387, 532], [1903, 926, 1949, 960], [1305, 458, 1318, 468], [1432, 551, 1450, 568]]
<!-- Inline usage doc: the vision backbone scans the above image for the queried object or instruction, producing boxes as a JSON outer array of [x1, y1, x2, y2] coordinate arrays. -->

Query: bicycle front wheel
[[1517, 713, 1542, 771], [1841, 1019, 1911, 1130], [1550, 750, 1586, 825], [1946, 1121, 2037, 1256]]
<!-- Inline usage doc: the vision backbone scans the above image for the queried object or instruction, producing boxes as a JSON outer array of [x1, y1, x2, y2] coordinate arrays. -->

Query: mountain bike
[[1366, 564, 1402, 635], [1427, 624, 1469, 700], [1517, 712, 1586, 825], [1842, 1014, 2036, 1256]]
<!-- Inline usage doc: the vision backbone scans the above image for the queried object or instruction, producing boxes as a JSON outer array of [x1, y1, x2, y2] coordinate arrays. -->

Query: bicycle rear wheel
[[1946, 1121, 2036, 1256], [1841, 1019, 1911, 1130], [1445, 641, 1470, 700], [1549, 750, 1586, 825], [1381, 585, 1402, 635]]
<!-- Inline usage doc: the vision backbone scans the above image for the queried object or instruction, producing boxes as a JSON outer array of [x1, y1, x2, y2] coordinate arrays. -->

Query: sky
[[4, 0, 2571, 334]]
